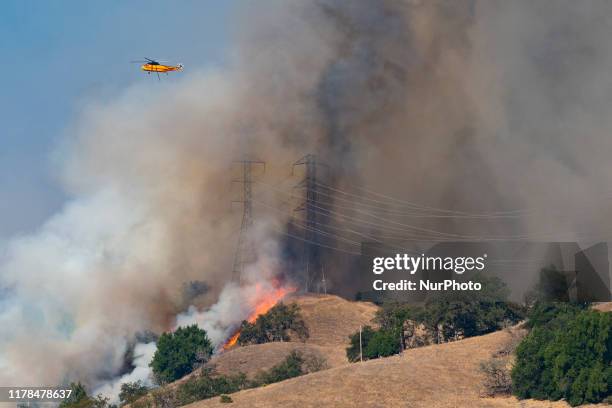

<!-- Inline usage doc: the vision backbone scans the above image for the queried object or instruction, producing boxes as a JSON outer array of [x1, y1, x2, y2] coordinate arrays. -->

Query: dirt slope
[[593, 302, 612, 312], [186, 328, 605, 408]]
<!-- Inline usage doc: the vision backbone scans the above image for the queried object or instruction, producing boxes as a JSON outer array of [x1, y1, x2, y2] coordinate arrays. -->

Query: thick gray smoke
[[1, 0, 612, 394]]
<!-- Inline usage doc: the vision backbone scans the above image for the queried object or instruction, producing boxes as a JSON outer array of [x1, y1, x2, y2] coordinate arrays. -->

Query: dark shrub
[[512, 308, 611, 406], [176, 369, 248, 405], [118, 381, 149, 406], [480, 359, 512, 396], [420, 276, 524, 341], [523, 302, 587, 330], [219, 394, 233, 403], [59, 383, 113, 408], [346, 325, 376, 362], [364, 328, 401, 359], [254, 350, 305, 385], [347, 277, 523, 362], [150, 325, 213, 384]]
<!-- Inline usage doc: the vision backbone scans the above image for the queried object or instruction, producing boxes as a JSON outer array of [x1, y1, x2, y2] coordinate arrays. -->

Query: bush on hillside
[[219, 394, 233, 403], [237, 302, 308, 345], [512, 307, 611, 406], [364, 327, 402, 358], [254, 350, 304, 385], [347, 277, 524, 362], [176, 369, 249, 406], [59, 383, 89, 408], [173, 350, 318, 405], [346, 325, 402, 362], [377, 276, 524, 344], [118, 380, 149, 406], [522, 301, 587, 330], [150, 325, 213, 384], [346, 325, 376, 362], [59, 383, 113, 408], [375, 302, 415, 331], [149, 386, 177, 408], [480, 359, 512, 396], [419, 276, 524, 342], [424, 297, 524, 342], [302, 351, 329, 372]]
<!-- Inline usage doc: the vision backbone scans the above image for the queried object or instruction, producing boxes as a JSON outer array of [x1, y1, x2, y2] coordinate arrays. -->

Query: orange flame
[[222, 283, 296, 351], [223, 331, 241, 349]]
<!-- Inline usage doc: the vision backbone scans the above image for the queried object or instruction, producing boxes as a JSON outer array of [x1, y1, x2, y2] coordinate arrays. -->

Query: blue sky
[[0, 1, 238, 241]]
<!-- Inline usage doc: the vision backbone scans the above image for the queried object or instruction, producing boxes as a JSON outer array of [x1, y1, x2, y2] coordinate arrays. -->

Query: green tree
[[348, 277, 524, 363], [59, 383, 90, 408], [346, 325, 376, 362], [254, 350, 305, 385], [364, 328, 401, 359], [512, 308, 611, 406], [176, 369, 248, 405], [118, 381, 149, 406], [418, 276, 524, 342], [59, 383, 113, 408], [423, 298, 523, 341], [150, 325, 213, 384], [238, 303, 308, 345], [523, 302, 586, 330], [346, 325, 401, 361], [375, 302, 414, 331]]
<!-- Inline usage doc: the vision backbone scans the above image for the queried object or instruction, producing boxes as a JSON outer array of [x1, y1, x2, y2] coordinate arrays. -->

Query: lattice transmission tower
[[293, 154, 329, 291], [231, 158, 265, 283]]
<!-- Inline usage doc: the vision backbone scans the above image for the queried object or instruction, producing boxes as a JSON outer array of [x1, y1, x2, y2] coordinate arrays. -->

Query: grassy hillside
[[127, 294, 377, 406], [205, 294, 379, 377], [130, 297, 610, 407], [186, 328, 606, 408]]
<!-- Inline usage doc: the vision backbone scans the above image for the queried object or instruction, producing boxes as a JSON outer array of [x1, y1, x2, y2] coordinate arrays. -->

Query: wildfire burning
[[221, 282, 296, 351]]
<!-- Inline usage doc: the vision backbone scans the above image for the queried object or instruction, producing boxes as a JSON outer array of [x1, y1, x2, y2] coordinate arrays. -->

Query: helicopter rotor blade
[[144, 57, 164, 64]]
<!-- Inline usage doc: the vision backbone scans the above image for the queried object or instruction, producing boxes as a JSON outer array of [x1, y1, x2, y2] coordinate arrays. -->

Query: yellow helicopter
[[131, 57, 183, 79]]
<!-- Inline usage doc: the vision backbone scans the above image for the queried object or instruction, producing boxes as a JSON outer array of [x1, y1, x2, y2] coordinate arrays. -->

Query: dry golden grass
[[288, 293, 380, 347], [592, 302, 612, 312], [206, 293, 379, 376], [186, 326, 606, 408], [128, 294, 377, 407], [209, 342, 338, 377], [135, 295, 610, 407]]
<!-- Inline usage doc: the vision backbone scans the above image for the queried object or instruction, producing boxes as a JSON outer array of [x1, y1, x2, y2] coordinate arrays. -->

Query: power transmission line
[[313, 180, 531, 216], [253, 199, 419, 253], [268, 225, 362, 255], [255, 181, 584, 242], [256, 179, 525, 219]]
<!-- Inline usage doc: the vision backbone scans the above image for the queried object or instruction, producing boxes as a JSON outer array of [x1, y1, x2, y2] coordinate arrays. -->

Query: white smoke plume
[[175, 224, 289, 346], [0, 0, 327, 390], [0, 70, 301, 388], [93, 342, 157, 402]]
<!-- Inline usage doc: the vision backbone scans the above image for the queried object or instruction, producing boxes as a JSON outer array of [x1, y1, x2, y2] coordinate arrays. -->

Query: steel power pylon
[[293, 154, 328, 291], [231, 158, 266, 283]]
